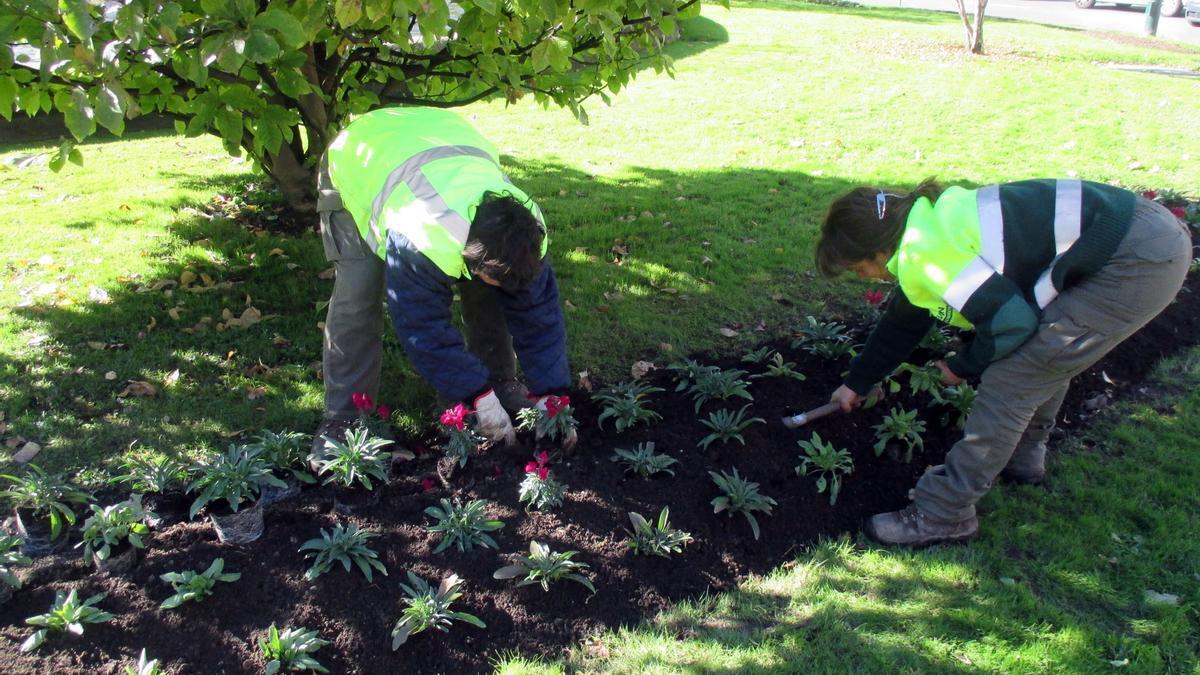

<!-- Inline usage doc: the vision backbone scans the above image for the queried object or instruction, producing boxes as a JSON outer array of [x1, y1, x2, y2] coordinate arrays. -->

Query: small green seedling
[[697, 405, 765, 450], [0, 464, 92, 540], [21, 589, 113, 652], [493, 540, 596, 593], [709, 468, 777, 540], [260, 624, 330, 674], [626, 507, 693, 558], [160, 558, 241, 609], [391, 572, 485, 649], [300, 523, 388, 582], [314, 427, 392, 489], [0, 535, 31, 590], [424, 499, 505, 553], [796, 433, 854, 505], [872, 407, 926, 463], [610, 442, 678, 478], [688, 368, 753, 413], [77, 495, 154, 564], [125, 649, 163, 675]]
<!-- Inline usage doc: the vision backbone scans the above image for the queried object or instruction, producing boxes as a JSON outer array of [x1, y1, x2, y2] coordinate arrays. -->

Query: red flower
[[863, 289, 885, 306], [376, 404, 391, 420], [439, 404, 467, 430], [544, 395, 571, 419], [524, 461, 538, 473], [537, 466, 548, 480], [351, 392, 374, 413], [536, 450, 550, 465], [1141, 190, 1158, 200], [525, 450, 551, 479], [420, 477, 434, 492], [1169, 206, 1187, 221]]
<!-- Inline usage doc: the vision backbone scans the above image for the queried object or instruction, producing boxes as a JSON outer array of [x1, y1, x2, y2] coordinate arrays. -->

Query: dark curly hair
[[463, 191, 545, 292], [814, 177, 944, 278]]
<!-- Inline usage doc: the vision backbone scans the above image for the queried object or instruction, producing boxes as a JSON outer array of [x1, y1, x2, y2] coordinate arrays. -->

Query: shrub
[[0, 536, 30, 590], [610, 442, 678, 478], [709, 468, 777, 540], [21, 589, 112, 652], [77, 495, 154, 564], [796, 433, 854, 506], [314, 427, 392, 490], [187, 444, 285, 519], [625, 507, 693, 557], [0, 464, 92, 540], [424, 499, 505, 554], [493, 540, 596, 593], [697, 405, 766, 450], [687, 368, 753, 413], [260, 624, 330, 675], [872, 407, 927, 463], [300, 523, 388, 582], [160, 558, 240, 609], [391, 572, 485, 649]]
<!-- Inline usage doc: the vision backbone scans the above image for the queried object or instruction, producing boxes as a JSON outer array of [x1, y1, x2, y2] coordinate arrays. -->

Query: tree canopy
[[0, 0, 705, 211]]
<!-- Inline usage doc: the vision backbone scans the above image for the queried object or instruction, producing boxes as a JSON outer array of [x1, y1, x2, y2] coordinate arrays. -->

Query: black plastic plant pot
[[208, 499, 264, 544], [94, 544, 141, 575], [0, 583, 12, 606], [259, 474, 302, 507], [13, 508, 69, 558], [332, 486, 380, 515], [142, 490, 190, 529]]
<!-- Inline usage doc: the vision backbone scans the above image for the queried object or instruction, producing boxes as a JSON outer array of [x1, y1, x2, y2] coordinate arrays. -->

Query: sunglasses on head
[[875, 191, 902, 220]]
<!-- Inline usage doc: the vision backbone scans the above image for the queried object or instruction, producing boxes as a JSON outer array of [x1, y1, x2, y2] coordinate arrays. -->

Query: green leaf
[[59, 0, 96, 41], [0, 76, 15, 122], [93, 83, 125, 135], [20, 629, 46, 653], [547, 36, 571, 71], [63, 87, 95, 141], [252, 9, 305, 49], [334, 0, 363, 26], [475, 0, 499, 14], [244, 29, 281, 63]]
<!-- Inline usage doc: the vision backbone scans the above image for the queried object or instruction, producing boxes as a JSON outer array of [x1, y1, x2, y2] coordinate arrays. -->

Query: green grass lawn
[[2, 0, 1199, 670]]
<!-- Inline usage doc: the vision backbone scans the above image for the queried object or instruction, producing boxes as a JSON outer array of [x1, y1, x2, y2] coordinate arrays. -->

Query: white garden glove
[[472, 390, 516, 446], [532, 395, 579, 452]]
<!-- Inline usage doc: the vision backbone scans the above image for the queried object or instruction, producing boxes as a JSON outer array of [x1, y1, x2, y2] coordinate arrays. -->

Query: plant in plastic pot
[[76, 495, 154, 573], [0, 535, 31, 605], [314, 427, 392, 514], [247, 429, 317, 506], [0, 464, 92, 556], [187, 445, 285, 544], [112, 455, 192, 528]]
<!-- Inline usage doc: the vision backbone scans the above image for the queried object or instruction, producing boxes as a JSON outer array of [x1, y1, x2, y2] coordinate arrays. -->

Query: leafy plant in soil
[[939, 384, 977, 429], [687, 367, 753, 413], [0, 464, 92, 540], [514, 394, 578, 444], [871, 407, 927, 463], [594, 381, 664, 432], [113, 455, 191, 495], [709, 468, 777, 540], [668, 358, 720, 391], [796, 432, 855, 506], [920, 324, 956, 351], [300, 523, 388, 582], [697, 405, 766, 450], [187, 444, 285, 519], [893, 363, 945, 401], [314, 427, 392, 489], [424, 498, 505, 554], [0, 535, 31, 591], [77, 495, 154, 564], [741, 346, 776, 365], [610, 441, 678, 478], [518, 452, 567, 511], [493, 540, 597, 593], [750, 352, 806, 382], [790, 315, 854, 359], [21, 588, 113, 653], [125, 649, 163, 675], [439, 403, 484, 468], [248, 429, 317, 484], [159, 558, 241, 610], [625, 507, 693, 558], [391, 572, 486, 650], [350, 392, 394, 440], [260, 624, 330, 674]]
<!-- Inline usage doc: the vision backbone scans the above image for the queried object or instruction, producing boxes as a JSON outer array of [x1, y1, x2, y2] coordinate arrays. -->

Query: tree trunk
[[264, 137, 319, 217], [954, 0, 988, 54]]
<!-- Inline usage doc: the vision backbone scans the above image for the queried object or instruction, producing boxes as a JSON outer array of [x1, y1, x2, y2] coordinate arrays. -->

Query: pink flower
[[1141, 190, 1158, 200], [536, 451, 550, 465], [537, 466, 548, 480], [544, 395, 571, 419], [351, 392, 374, 413], [1169, 206, 1187, 221], [439, 404, 468, 430], [524, 461, 538, 473], [420, 477, 434, 492], [376, 404, 391, 420], [864, 289, 885, 306], [525, 451, 551, 479]]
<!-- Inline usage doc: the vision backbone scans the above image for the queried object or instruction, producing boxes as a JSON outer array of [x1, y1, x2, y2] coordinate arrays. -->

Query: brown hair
[[463, 191, 545, 292], [814, 177, 944, 278]]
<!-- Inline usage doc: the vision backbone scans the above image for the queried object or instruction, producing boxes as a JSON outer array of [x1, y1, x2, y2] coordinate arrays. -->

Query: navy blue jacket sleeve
[[384, 232, 490, 403], [497, 260, 570, 396]]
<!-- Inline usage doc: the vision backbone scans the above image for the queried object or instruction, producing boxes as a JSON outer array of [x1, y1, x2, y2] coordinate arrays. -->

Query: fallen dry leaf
[[630, 361, 656, 380], [603, 291, 624, 302], [221, 306, 263, 329], [268, 248, 286, 257], [163, 368, 181, 388], [168, 307, 182, 320], [246, 386, 268, 400], [146, 316, 157, 332], [118, 380, 158, 398], [272, 334, 290, 348], [659, 343, 673, 352], [576, 370, 593, 392], [179, 270, 196, 286], [104, 371, 117, 380], [1144, 590, 1180, 606], [88, 286, 111, 304], [10, 441, 41, 464], [5, 437, 25, 450], [317, 267, 336, 280], [719, 327, 739, 338]]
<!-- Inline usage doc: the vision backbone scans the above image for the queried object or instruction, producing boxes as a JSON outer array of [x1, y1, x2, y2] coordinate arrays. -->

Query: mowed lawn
[[1, 1, 1198, 671]]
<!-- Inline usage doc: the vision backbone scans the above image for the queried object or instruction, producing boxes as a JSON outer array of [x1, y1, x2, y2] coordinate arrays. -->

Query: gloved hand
[[472, 390, 516, 446], [531, 394, 579, 452]]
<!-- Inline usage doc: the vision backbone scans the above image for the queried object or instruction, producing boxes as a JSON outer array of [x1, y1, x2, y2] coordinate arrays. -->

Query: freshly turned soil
[[1, 271, 1198, 673]]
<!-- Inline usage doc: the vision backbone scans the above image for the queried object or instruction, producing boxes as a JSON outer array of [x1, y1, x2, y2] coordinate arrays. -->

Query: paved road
[[856, 0, 1200, 46]]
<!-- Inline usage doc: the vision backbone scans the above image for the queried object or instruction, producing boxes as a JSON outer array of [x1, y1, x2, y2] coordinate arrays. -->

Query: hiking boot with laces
[[865, 504, 979, 548], [1000, 444, 1046, 485], [490, 379, 531, 414]]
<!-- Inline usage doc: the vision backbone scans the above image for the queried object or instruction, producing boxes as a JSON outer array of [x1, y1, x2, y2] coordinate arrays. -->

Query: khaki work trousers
[[915, 198, 1192, 521], [316, 164, 517, 420]]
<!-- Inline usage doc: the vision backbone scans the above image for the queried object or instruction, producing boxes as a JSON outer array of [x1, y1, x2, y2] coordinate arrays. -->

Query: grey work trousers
[[915, 197, 1192, 521], [317, 165, 517, 420]]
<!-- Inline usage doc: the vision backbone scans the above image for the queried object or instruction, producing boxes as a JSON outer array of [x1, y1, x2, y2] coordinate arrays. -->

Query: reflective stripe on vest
[[1032, 179, 1084, 308], [942, 184, 1006, 311], [363, 145, 520, 255]]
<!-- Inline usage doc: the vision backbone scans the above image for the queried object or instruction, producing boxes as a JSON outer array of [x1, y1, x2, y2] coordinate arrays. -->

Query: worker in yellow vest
[[816, 178, 1189, 547], [315, 107, 574, 450]]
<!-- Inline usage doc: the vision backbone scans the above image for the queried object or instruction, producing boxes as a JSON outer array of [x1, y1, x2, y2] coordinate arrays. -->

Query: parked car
[[1186, 0, 1200, 24], [1074, 0, 1184, 17]]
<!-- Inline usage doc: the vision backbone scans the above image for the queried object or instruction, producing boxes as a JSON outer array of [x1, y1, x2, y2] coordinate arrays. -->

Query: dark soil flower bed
[[2, 270, 1198, 673]]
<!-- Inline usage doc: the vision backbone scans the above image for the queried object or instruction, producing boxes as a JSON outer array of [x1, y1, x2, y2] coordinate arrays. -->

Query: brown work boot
[[490, 379, 531, 414], [999, 466, 1045, 485], [1000, 444, 1046, 485], [865, 504, 979, 548]]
